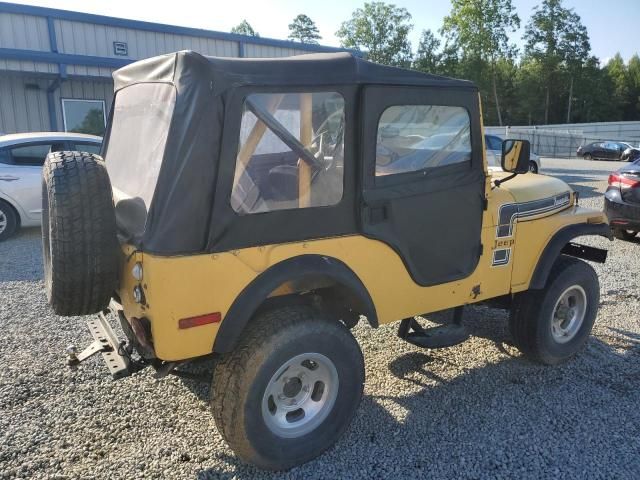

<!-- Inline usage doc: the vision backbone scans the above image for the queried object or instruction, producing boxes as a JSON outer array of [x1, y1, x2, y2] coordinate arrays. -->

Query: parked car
[[577, 141, 633, 161], [0, 132, 102, 240], [622, 145, 640, 162], [604, 158, 640, 241], [485, 134, 541, 173]]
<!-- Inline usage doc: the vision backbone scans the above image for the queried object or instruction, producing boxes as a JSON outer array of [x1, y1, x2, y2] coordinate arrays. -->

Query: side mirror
[[501, 139, 530, 174]]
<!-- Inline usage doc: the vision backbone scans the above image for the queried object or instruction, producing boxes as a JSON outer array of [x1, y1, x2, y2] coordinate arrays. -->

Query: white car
[[0, 132, 102, 240], [485, 134, 541, 173]]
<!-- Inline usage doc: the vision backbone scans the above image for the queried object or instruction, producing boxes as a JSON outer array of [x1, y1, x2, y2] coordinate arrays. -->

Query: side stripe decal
[[496, 191, 571, 239]]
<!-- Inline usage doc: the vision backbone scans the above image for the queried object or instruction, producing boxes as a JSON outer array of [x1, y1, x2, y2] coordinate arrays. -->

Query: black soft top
[[106, 51, 479, 255], [113, 50, 475, 92]]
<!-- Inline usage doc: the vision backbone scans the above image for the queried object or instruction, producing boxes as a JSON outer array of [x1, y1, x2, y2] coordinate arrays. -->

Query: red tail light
[[609, 173, 640, 189]]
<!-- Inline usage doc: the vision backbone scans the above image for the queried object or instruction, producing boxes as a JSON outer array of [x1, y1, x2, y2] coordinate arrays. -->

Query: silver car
[[485, 134, 541, 173], [0, 132, 102, 240]]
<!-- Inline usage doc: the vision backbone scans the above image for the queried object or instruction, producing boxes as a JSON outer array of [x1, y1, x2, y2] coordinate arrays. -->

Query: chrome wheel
[[551, 285, 587, 344], [0, 209, 6, 234], [261, 352, 339, 439]]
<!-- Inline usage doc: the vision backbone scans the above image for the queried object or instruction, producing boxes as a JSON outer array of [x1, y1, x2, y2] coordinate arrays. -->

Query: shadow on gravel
[[0, 227, 43, 282], [195, 313, 640, 479]]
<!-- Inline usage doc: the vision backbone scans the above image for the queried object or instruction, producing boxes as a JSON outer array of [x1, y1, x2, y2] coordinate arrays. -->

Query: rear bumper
[[604, 187, 640, 230]]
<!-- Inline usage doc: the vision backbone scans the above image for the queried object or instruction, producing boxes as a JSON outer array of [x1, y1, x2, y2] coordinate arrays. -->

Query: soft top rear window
[[105, 83, 176, 235]]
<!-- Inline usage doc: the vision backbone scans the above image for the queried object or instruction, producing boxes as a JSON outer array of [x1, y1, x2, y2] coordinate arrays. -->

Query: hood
[[492, 171, 573, 204]]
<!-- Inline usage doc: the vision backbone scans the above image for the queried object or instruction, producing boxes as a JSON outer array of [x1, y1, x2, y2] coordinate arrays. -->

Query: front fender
[[529, 222, 612, 290]]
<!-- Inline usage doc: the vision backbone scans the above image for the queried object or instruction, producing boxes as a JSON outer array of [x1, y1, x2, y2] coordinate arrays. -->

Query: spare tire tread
[[43, 151, 119, 316]]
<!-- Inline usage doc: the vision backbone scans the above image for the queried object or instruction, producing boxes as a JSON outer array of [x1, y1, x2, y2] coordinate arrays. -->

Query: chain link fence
[[485, 124, 640, 158]]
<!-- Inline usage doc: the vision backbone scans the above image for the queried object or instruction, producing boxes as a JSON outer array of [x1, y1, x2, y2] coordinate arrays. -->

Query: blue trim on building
[[0, 48, 131, 69], [46, 16, 58, 52], [0, 2, 359, 55]]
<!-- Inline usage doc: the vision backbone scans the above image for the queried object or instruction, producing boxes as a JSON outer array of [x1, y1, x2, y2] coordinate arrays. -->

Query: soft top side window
[[231, 92, 345, 215], [375, 105, 471, 177]]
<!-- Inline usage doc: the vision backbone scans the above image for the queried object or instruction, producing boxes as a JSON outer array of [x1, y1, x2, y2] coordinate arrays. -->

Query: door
[[361, 86, 486, 287], [0, 141, 65, 222]]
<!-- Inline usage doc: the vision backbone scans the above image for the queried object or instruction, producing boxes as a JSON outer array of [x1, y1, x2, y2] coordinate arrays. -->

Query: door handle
[[0, 175, 19, 181]]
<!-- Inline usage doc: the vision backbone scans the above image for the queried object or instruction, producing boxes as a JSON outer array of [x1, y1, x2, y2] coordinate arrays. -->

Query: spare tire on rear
[[42, 151, 120, 316]]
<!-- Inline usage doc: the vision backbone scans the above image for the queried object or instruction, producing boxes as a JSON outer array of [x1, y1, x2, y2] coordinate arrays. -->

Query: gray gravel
[[1, 157, 639, 479]]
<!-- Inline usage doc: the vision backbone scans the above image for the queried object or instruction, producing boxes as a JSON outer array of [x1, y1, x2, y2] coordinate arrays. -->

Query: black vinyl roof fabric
[[107, 51, 477, 254], [113, 50, 476, 93]]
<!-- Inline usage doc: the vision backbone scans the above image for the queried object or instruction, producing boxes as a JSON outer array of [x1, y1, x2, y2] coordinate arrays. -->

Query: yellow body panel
[[116, 95, 607, 361], [117, 178, 607, 361]]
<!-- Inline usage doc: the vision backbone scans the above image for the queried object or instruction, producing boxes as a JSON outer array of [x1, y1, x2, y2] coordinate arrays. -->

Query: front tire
[[583, 153, 593, 160], [509, 256, 599, 365], [211, 306, 364, 470], [0, 199, 18, 241]]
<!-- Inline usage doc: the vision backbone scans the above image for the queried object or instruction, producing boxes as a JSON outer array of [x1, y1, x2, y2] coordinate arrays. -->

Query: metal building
[[0, 2, 353, 135]]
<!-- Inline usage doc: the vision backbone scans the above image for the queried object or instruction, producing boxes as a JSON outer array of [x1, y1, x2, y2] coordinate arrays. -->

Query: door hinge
[[482, 197, 488, 211], [479, 244, 484, 256]]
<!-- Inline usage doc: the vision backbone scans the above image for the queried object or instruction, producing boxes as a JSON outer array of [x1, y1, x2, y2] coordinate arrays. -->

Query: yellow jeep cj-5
[[42, 51, 611, 470]]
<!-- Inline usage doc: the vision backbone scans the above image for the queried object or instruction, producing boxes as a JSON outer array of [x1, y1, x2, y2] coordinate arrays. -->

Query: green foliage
[[441, 0, 520, 62], [336, 0, 638, 124], [440, 0, 520, 125], [231, 20, 259, 37], [413, 30, 442, 73], [336, 2, 413, 67], [70, 109, 105, 136], [288, 14, 322, 44]]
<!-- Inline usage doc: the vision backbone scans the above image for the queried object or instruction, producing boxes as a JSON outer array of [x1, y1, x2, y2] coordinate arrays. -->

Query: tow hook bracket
[[66, 313, 132, 380]]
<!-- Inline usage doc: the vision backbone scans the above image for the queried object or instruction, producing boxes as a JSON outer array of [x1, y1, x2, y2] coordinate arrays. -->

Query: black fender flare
[[213, 254, 378, 353], [529, 222, 612, 290]]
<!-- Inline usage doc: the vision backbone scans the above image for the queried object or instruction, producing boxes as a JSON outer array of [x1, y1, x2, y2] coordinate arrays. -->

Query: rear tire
[[0, 199, 18, 241], [528, 161, 538, 174], [42, 151, 120, 316], [583, 153, 593, 160], [211, 306, 364, 470], [509, 256, 599, 365], [613, 228, 638, 241]]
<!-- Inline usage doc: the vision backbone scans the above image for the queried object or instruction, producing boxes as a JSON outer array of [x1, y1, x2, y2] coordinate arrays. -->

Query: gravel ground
[[1, 158, 639, 479]]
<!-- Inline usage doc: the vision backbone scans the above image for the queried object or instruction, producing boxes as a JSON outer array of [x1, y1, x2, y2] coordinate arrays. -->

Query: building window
[[113, 41, 128, 56], [375, 105, 471, 177], [231, 92, 345, 214], [62, 99, 106, 136]]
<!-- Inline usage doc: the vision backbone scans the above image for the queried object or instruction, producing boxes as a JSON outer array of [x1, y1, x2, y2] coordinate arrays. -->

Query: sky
[[12, 0, 640, 63]]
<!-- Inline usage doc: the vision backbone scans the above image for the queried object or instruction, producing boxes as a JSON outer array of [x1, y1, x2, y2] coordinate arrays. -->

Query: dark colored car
[[622, 146, 640, 162], [577, 141, 633, 161], [604, 159, 640, 240]]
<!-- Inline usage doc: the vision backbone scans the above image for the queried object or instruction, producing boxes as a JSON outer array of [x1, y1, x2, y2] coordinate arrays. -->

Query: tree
[[288, 14, 322, 44], [524, 0, 590, 124], [627, 54, 640, 119], [441, 0, 520, 126], [606, 54, 630, 119], [231, 20, 259, 37], [413, 29, 442, 74], [71, 108, 105, 136], [336, 2, 413, 67]]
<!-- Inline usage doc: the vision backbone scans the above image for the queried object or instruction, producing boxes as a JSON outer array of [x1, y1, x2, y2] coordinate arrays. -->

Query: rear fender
[[212, 254, 377, 353]]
